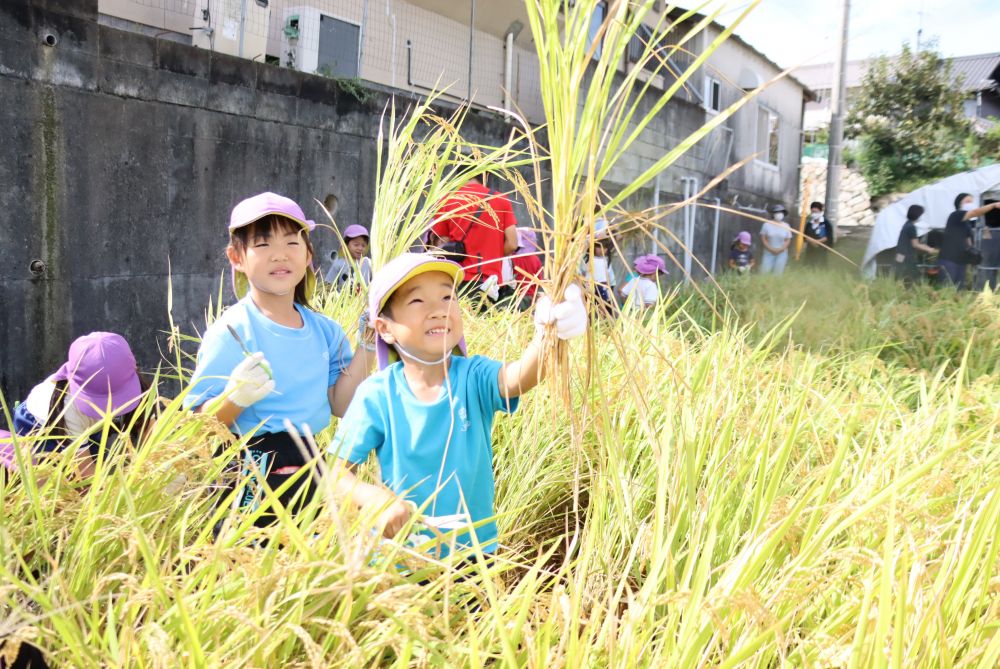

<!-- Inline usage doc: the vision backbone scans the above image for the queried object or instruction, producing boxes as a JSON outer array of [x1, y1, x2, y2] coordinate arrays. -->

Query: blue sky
[[721, 0, 1000, 69]]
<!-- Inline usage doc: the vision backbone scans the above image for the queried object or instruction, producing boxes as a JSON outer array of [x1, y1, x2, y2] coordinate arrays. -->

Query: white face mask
[[961, 202, 975, 212], [773, 212, 785, 222], [811, 212, 822, 220]]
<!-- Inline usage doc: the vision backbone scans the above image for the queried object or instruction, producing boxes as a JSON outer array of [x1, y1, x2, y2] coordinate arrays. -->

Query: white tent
[[862, 164, 1000, 277]]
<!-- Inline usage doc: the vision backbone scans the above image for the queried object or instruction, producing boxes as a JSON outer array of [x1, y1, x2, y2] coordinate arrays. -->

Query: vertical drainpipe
[[683, 177, 697, 282], [797, 94, 807, 223], [467, 0, 476, 103], [386, 0, 397, 89], [710, 197, 721, 275], [359, 0, 370, 77], [651, 172, 661, 255], [504, 30, 514, 117]]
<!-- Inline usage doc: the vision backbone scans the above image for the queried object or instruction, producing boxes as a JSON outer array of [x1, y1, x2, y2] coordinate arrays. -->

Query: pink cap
[[516, 227, 538, 251], [50, 332, 143, 419], [229, 192, 317, 301], [634, 254, 667, 275], [736, 231, 752, 245], [343, 224, 369, 240], [229, 192, 314, 232], [368, 253, 466, 370]]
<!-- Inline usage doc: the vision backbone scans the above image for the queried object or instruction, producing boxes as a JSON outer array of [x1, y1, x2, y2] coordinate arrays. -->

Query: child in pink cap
[[185, 192, 376, 527], [8, 332, 149, 476], [325, 224, 373, 290], [510, 227, 544, 310], [728, 231, 755, 274], [619, 254, 666, 308], [328, 253, 586, 557]]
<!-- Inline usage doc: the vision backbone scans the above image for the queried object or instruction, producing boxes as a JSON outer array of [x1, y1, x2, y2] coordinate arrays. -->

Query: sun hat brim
[[369, 254, 466, 370], [70, 373, 143, 419]]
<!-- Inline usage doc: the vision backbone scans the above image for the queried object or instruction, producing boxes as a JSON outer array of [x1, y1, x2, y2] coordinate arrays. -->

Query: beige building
[[97, 2, 808, 136], [98, 1, 545, 120], [97, 1, 812, 275]]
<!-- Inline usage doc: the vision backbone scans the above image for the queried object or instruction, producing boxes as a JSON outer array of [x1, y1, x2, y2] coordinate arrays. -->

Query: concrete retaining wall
[[0, 0, 512, 401], [0, 0, 802, 402]]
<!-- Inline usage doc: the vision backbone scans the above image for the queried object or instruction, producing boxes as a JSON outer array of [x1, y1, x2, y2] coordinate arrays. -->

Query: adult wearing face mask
[[939, 193, 1000, 289], [893, 205, 937, 286], [759, 204, 793, 275], [802, 201, 831, 267]]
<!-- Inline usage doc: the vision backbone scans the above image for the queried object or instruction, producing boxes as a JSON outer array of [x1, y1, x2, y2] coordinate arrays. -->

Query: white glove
[[224, 352, 275, 408], [479, 275, 500, 301], [534, 284, 587, 340]]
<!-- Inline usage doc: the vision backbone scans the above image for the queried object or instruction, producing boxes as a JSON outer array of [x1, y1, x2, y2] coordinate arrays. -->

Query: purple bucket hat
[[634, 254, 667, 275], [228, 192, 317, 301], [50, 332, 143, 419], [735, 231, 752, 246], [368, 253, 466, 370]]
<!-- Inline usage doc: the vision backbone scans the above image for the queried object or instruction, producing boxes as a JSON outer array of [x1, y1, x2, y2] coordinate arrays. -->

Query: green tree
[[967, 120, 1000, 166], [846, 45, 972, 197]]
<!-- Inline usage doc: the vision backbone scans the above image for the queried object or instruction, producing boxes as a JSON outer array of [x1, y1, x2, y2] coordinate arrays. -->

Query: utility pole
[[916, 0, 925, 51], [468, 0, 476, 102], [825, 0, 850, 239]]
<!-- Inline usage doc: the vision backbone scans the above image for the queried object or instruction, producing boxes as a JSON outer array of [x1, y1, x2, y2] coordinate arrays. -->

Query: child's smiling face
[[377, 271, 464, 363], [228, 218, 312, 299], [346, 236, 369, 260]]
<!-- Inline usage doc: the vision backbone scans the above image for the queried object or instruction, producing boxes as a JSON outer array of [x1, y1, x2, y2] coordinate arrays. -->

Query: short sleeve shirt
[[12, 380, 100, 453], [895, 220, 918, 265], [329, 355, 519, 554], [185, 297, 352, 435], [582, 256, 616, 287], [760, 221, 792, 249], [939, 210, 973, 263], [729, 248, 753, 267], [620, 277, 659, 306], [431, 182, 517, 282]]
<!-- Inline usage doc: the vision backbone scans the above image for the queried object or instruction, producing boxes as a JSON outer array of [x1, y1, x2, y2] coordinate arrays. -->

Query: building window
[[588, 2, 607, 59], [317, 15, 360, 78], [756, 105, 780, 167], [704, 76, 721, 112]]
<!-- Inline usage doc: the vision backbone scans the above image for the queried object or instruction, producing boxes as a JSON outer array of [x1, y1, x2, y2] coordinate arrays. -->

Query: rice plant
[[3, 2, 998, 667], [3, 283, 998, 666]]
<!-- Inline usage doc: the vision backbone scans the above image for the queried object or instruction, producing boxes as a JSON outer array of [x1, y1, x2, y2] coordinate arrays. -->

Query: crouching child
[[328, 253, 586, 559]]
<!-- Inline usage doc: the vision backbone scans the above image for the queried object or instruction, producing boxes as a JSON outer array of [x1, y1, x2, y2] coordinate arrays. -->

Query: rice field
[[3, 1, 999, 666], [2, 278, 999, 667]]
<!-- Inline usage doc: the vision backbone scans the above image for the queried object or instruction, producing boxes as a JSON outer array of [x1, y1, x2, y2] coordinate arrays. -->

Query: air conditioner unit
[[191, 0, 270, 60], [281, 6, 361, 78]]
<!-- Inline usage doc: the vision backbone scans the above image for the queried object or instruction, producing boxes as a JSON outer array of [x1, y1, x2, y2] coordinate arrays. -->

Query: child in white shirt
[[619, 254, 666, 308]]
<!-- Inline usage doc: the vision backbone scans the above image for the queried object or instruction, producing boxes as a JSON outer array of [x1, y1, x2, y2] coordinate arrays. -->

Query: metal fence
[[98, 0, 536, 118]]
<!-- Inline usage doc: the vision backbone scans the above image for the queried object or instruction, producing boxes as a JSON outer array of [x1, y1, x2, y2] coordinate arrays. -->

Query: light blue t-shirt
[[330, 355, 519, 554], [185, 297, 352, 435]]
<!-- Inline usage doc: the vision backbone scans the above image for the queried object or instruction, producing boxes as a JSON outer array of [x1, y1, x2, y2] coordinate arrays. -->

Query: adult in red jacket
[[430, 176, 518, 285]]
